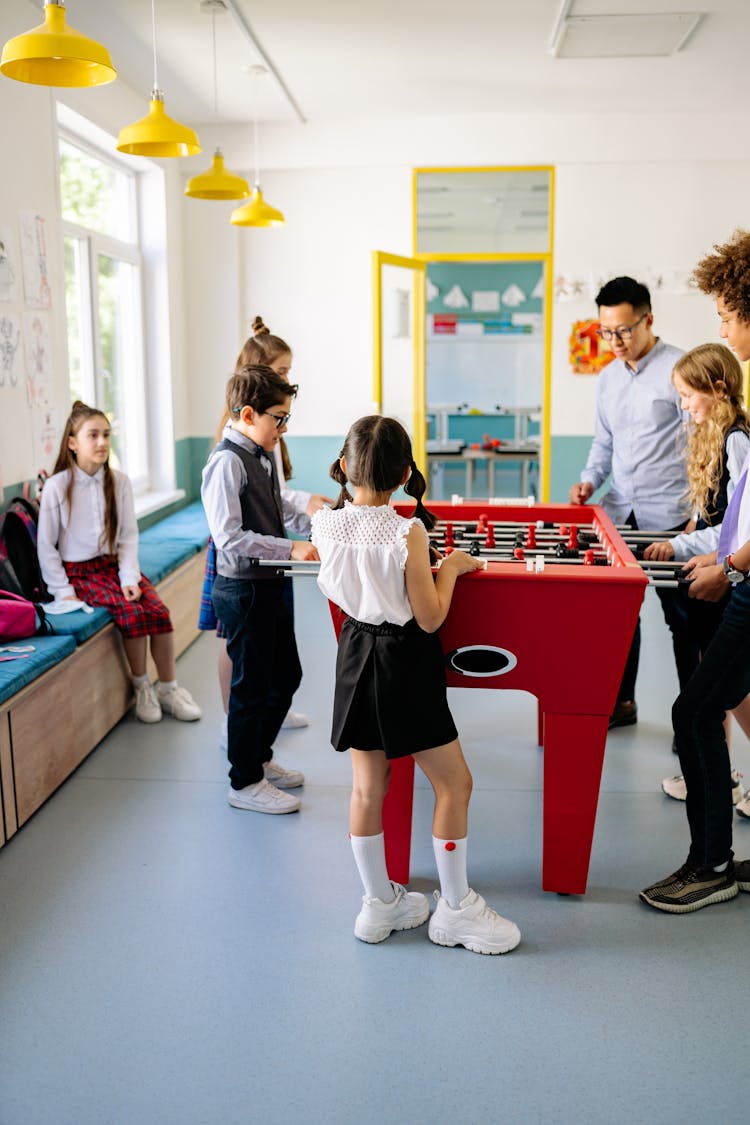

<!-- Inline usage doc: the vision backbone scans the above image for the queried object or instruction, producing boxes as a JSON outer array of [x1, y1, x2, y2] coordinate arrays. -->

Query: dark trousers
[[672, 580, 750, 866], [213, 575, 302, 790], [618, 514, 700, 702]]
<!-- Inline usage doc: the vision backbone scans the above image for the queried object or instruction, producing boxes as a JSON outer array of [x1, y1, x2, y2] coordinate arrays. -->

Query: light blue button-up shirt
[[580, 338, 690, 530]]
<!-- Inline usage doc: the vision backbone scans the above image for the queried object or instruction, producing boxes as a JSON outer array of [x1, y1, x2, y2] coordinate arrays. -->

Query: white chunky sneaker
[[736, 789, 750, 820], [354, 881, 430, 944], [263, 760, 304, 789], [227, 779, 300, 814], [428, 889, 521, 955], [281, 710, 309, 730], [662, 769, 745, 804], [134, 681, 162, 723], [157, 683, 202, 722]]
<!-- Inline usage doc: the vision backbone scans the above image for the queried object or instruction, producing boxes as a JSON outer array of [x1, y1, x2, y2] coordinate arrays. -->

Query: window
[[58, 133, 148, 491]]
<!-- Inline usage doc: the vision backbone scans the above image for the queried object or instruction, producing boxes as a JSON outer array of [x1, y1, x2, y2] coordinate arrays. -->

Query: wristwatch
[[722, 554, 747, 583]]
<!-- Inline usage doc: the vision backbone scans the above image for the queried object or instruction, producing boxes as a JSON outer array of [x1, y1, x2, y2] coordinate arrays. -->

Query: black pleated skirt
[[331, 616, 458, 760]]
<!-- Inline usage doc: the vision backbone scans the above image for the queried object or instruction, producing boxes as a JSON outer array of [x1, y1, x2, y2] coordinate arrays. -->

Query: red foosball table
[[328, 501, 648, 895]]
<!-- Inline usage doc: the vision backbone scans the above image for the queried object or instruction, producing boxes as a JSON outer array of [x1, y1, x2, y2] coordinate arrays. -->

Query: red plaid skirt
[[63, 556, 173, 639]]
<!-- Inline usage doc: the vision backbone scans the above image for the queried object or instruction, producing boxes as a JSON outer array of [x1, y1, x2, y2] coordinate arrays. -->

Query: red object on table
[[327, 502, 647, 895]]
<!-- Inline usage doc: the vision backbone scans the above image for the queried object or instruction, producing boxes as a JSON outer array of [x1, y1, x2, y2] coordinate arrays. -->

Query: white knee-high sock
[[433, 836, 469, 908], [350, 833, 395, 902]]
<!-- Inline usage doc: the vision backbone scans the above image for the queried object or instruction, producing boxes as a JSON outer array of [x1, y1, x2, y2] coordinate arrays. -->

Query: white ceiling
[[27, 0, 750, 128]]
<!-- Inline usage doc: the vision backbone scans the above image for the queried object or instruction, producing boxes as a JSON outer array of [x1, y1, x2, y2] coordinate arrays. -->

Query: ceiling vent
[[549, 5, 703, 58]]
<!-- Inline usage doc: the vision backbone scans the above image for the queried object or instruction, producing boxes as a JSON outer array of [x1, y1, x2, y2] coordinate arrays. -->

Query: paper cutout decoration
[[32, 408, 61, 472], [20, 211, 52, 310], [569, 319, 613, 375], [501, 283, 526, 308], [0, 312, 21, 386], [443, 284, 469, 309], [472, 290, 500, 313], [24, 310, 52, 404], [426, 278, 440, 302], [0, 227, 18, 302], [531, 276, 544, 300]]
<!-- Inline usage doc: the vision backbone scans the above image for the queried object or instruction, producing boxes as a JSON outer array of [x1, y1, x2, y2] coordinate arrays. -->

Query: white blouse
[[37, 465, 140, 600], [311, 502, 427, 626]]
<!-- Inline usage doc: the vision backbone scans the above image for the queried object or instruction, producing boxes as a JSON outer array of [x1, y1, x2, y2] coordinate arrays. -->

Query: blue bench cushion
[[139, 501, 208, 546], [46, 606, 113, 643], [139, 539, 202, 585], [0, 634, 77, 706]]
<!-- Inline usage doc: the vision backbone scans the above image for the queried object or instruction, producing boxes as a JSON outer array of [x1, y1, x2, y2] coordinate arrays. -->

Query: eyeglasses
[[260, 410, 292, 430], [596, 312, 648, 343]]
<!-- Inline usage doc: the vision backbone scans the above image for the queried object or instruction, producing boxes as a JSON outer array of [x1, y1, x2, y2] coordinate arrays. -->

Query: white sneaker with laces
[[157, 683, 202, 722], [736, 789, 750, 819], [134, 681, 162, 723], [662, 769, 745, 804], [281, 710, 309, 730], [354, 881, 430, 943], [227, 779, 300, 814], [264, 760, 304, 788], [428, 889, 521, 954]]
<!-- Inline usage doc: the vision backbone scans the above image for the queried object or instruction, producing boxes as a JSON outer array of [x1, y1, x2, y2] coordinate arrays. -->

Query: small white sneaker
[[428, 889, 521, 955], [736, 789, 750, 819], [281, 710, 309, 730], [157, 683, 202, 722], [354, 882, 430, 943], [134, 681, 162, 723], [264, 759, 304, 788], [227, 779, 300, 814], [662, 769, 745, 804]]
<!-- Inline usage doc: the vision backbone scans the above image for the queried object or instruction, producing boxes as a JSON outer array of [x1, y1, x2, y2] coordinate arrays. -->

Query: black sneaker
[[735, 859, 750, 892], [639, 861, 738, 913], [608, 700, 637, 730]]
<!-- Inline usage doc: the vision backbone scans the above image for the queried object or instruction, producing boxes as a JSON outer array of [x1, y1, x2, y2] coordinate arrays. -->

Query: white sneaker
[[354, 881, 430, 943], [662, 769, 745, 804], [157, 683, 202, 722], [281, 710, 309, 730], [227, 779, 301, 814], [736, 789, 750, 819], [134, 681, 162, 723], [264, 760, 304, 788], [428, 889, 521, 955]]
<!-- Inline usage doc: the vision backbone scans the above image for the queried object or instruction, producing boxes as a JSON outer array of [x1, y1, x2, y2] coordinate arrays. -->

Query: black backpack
[[0, 493, 50, 603]]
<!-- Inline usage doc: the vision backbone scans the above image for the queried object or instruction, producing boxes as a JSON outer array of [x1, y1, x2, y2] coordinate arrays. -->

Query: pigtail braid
[[329, 454, 352, 510], [101, 462, 119, 555], [403, 459, 436, 531]]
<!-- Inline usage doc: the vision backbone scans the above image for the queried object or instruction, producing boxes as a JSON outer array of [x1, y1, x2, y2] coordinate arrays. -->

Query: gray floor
[[1, 580, 748, 1125]]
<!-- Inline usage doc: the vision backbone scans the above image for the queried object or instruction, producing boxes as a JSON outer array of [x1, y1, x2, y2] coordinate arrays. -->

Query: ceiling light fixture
[[185, 1, 249, 199], [117, 0, 200, 158], [1, 0, 116, 87], [231, 65, 284, 228]]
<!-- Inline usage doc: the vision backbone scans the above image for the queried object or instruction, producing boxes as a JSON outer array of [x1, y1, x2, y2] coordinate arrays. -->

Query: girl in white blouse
[[311, 415, 521, 955], [37, 402, 201, 725]]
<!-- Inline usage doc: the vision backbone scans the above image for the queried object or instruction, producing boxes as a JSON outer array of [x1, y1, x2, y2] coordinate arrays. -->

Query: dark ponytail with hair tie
[[329, 453, 352, 510], [403, 459, 436, 531]]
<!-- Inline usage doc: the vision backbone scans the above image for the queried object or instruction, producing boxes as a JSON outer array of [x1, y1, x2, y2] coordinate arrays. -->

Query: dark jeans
[[672, 580, 750, 867], [213, 574, 302, 790], [618, 514, 700, 702]]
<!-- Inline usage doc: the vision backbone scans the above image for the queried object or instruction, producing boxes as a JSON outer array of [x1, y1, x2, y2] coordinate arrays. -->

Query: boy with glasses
[[569, 277, 697, 732]]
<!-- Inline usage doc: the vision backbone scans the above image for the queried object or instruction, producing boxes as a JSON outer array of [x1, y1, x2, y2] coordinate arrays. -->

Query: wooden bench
[[0, 502, 208, 847]]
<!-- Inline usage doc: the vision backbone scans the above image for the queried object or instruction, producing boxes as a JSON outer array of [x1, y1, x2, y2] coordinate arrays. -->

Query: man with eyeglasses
[[569, 276, 697, 732]]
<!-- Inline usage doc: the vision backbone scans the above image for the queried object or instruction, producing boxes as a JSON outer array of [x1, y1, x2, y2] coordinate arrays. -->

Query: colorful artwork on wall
[[569, 319, 613, 375]]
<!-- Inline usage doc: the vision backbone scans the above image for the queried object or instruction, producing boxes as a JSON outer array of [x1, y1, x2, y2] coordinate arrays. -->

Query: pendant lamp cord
[[212, 11, 219, 119], [150, 0, 159, 94], [252, 65, 261, 189]]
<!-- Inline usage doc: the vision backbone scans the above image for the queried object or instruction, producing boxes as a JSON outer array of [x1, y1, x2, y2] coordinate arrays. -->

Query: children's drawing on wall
[[20, 211, 52, 311], [23, 311, 52, 405], [32, 409, 61, 474], [0, 312, 21, 387], [0, 227, 18, 302], [569, 319, 613, 375]]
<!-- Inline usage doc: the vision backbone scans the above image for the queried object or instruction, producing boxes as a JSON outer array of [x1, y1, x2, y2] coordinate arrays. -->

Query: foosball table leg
[[383, 755, 415, 885]]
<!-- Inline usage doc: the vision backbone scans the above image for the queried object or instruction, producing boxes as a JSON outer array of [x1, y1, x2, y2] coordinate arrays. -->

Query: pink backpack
[[0, 590, 47, 643]]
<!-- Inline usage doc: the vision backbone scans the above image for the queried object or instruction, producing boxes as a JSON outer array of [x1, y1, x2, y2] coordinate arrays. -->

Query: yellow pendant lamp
[[185, 4, 248, 200], [1, 0, 116, 88], [230, 66, 285, 228], [117, 0, 200, 158]]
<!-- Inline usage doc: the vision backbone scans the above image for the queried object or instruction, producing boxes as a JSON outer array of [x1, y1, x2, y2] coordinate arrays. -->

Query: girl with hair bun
[[311, 415, 521, 954], [37, 401, 201, 725]]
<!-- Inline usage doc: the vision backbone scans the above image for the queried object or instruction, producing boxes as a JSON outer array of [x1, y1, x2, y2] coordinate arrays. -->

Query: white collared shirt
[[37, 465, 140, 600]]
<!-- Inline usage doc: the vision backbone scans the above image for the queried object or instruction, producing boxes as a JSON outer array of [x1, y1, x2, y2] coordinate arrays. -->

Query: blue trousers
[[672, 580, 750, 867], [213, 575, 302, 790]]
